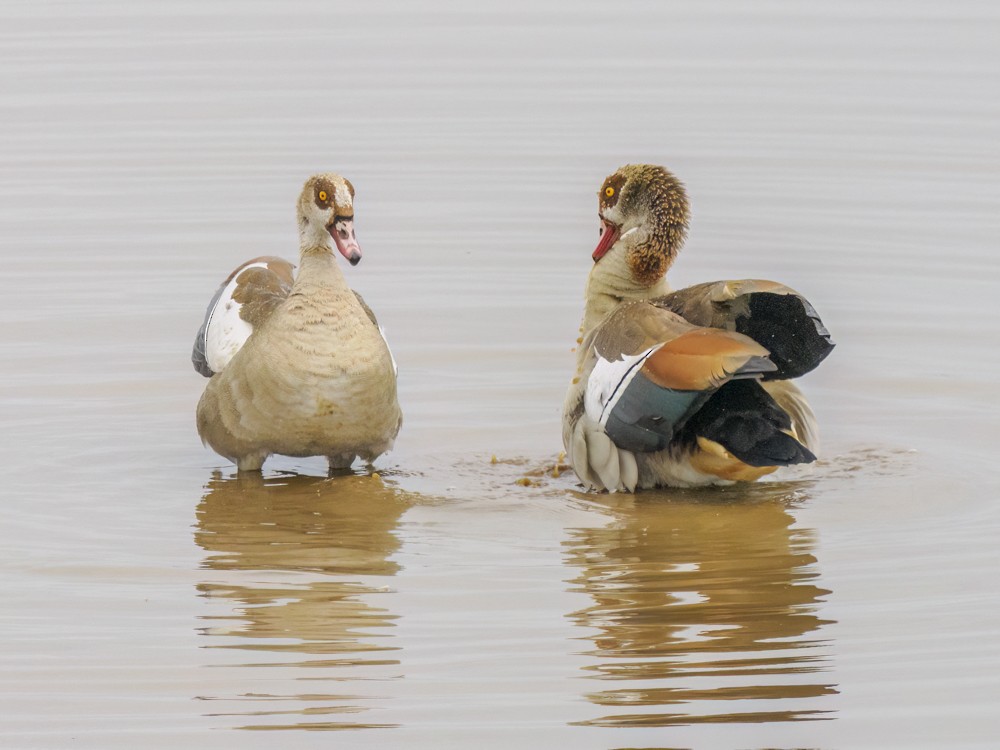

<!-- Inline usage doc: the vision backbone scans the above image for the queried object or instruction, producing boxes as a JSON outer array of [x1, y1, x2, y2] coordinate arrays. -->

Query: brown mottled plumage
[[598, 164, 689, 285], [563, 164, 833, 492]]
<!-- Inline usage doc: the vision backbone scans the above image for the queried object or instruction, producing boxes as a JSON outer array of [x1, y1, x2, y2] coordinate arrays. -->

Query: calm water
[[2, 1, 999, 748]]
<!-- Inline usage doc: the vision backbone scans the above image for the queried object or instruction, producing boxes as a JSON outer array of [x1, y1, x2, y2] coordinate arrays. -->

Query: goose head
[[592, 164, 690, 287], [297, 172, 362, 264]]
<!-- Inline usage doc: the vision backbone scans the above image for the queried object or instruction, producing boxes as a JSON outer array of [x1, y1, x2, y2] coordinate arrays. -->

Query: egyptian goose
[[192, 172, 402, 473], [563, 164, 834, 491]]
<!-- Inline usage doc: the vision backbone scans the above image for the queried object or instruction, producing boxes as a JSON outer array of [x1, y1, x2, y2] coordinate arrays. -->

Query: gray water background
[[2, 1, 999, 748]]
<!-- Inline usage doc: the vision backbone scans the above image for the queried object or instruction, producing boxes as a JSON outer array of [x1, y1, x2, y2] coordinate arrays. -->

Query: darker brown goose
[[564, 163, 833, 491]]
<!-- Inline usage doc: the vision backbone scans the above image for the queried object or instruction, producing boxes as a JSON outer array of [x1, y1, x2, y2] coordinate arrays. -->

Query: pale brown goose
[[563, 164, 833, 491], [192, 172, 402, 473]]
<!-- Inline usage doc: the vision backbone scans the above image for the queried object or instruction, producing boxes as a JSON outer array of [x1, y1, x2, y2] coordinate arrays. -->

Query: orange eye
[[318, 190, 328, 201], [605, 186, 615, 198]]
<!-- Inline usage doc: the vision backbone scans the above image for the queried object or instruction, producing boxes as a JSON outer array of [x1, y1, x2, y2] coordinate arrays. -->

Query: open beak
[[592, 219, 620, 262], [329, 215, 362, 266]]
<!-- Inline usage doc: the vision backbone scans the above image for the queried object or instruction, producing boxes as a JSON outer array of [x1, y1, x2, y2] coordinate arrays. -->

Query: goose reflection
[[565, 483, 836, 727], [194, 471, 413, 731]]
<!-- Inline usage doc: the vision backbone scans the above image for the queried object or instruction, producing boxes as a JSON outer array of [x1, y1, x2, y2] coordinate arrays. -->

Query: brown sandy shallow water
[[2, 1, 999, 748]]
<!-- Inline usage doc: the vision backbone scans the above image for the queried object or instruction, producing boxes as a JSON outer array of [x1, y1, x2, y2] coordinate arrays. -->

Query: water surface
[[2, 1, 999, 748]]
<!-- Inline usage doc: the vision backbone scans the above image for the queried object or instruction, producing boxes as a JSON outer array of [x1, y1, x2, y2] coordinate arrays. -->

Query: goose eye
[[604, 186, 615, 198], [318, 190, 328, 202]]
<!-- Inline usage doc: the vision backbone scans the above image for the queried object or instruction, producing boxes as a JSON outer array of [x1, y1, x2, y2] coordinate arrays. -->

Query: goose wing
[[192, 256, 295, 377], [352, 290, 398, 377], [583, 301, 776, 454], [653, 279, 835, 380]]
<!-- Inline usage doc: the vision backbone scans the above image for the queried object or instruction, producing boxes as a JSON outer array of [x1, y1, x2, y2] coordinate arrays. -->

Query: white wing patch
[[378, 325, 398, 377], [203, 261, 271, 374], [584, 346, 658, 427]]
